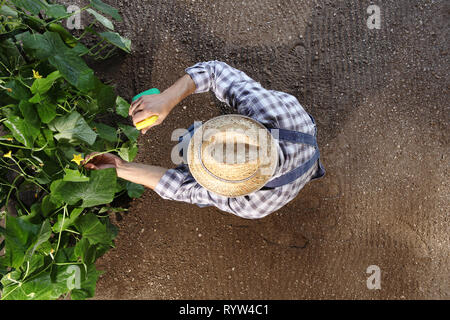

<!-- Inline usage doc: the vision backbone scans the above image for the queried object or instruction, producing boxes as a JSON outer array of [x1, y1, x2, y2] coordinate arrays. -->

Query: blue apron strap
[[263, 149, 321, 189], [272, 128, 317, 147], [178, 122, 201, 162], [178, 123, 197, 143], [262, 124, 323, 189]]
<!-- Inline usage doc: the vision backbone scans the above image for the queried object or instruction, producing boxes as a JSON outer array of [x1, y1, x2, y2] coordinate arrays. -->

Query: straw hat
[[187, 115, 278, 197]]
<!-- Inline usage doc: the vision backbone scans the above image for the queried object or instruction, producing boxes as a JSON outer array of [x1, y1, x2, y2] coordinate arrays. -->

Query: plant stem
[[8, 158, 48, 193], [16, 77, 31, 89], [15, 196, 31, 216], [0, 61, 12, 75], [83, 149, 120, 163], [56, 103, 70, 113], [54, 262, 83, 266], [82, 39, 106, 56], [0, 141, 35, 150], [44, 5, 91, 27], [54, 205, 68, 255], [64, 229, 80, 235], [5, 175, 20, 209], [76, 22, 95, 41], [22, 261, 30, 281], [97, 47, 117, 60], [91, 43, 110, 57]]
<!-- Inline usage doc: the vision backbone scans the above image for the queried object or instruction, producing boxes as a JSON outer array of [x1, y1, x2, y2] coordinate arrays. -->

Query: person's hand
[[82, 152, 125, 170], [128, 92, 174, 134], [128, 74, 197, 134]]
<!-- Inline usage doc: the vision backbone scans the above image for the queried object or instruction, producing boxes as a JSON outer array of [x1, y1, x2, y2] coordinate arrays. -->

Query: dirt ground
[[72, 0, 449, 299]]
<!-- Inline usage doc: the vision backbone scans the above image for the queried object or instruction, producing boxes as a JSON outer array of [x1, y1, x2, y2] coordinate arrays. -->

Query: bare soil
[[76, 0, 448, 299]]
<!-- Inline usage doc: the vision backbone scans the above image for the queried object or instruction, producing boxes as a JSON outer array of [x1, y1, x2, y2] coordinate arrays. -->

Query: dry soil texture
[[63, 0, 449, 299]]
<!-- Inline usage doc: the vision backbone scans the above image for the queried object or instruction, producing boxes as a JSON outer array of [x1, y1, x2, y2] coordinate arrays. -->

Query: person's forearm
[[116, 162, 167, 190], [163, 74, 196, 112]]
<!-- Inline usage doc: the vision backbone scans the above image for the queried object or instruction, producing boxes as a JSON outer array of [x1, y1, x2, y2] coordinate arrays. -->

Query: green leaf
[[18, 100, 40, 134], [0, 39, 22, 72], [37, 102, 57, 124], [21, 203, 43, 225], [55, 247, 76, 263], [3, 215, 40, 269], [52, 207, 83, 233], [16, 32, 52, 60], [71, 43, 89, 56], [46, 4, 67, 19], [36, 241, 53, 256], [98, 31, 131, 52], [104, 218, 118, 245], [75, 213, 111, 245], [94, 122, 117, 142], [90, 0, 122, 21], [98, 206, 127, 214], [17, 32, 95, 91], [43, 127, 56, 148], [86, 8, 114, 30], [94, 82, 116, 111], [10, 0, 47, 15], [35, 173, 50, 185], [63, 169, 90, 182], [77, 99, 99, 115], [28, 93, 44, 104], [74, 238, 95, 265], [70, 263, 102, 300], [115, 96, 130, 118], [5, 79, 30, 101], [41, 194, 58, 217], [25, 253, 46, 275], [115, 178, 127, 193], [43, 31, 93, 90], [42, 30, 72, 52], [4, 115, 38, 148], [48, 53, 95, 92], [58, 143, 78, 161], [25, 220, 51, 260], [0, 4, 18, 17], [126, 182, 145, 198], [49, 111, 97, 145], [50, 168, 117, 208], [118, 141, 138, 162], [31, 70, 61, 95], [118, 123, 139, 142], [0, 257, 8, 279], [2, 263, 74, 299]]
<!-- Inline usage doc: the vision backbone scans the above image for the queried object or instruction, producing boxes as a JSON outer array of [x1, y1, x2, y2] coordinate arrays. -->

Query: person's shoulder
[[269, 90, 301, 104]]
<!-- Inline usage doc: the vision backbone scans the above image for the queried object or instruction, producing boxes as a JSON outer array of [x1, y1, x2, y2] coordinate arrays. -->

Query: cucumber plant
[[0, 0, 143, 300]]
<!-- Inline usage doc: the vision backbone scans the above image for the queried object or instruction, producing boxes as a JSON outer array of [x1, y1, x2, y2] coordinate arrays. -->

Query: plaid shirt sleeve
[[154, 61, 318, 219]]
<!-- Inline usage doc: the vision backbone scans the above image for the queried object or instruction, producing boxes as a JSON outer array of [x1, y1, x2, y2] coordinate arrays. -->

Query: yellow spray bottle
[[131, 88, 160, 130]]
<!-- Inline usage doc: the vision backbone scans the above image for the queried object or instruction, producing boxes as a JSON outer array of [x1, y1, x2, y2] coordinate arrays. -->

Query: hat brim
[[187, 115, 278, 197]]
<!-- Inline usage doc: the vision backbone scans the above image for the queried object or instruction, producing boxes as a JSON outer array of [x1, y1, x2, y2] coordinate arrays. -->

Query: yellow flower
[[6, 137, 13, 141], [3, 150, 12, 158], [71, 154, 84, 166], [32, 70, 42, 79]]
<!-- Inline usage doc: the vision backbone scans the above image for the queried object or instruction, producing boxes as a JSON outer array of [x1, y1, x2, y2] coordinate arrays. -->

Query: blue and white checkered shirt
[[154, 61, 320, 219]]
